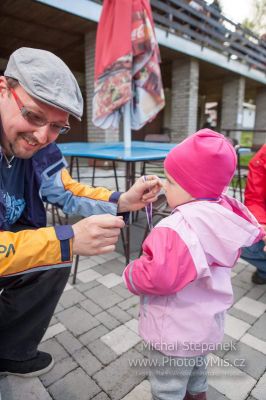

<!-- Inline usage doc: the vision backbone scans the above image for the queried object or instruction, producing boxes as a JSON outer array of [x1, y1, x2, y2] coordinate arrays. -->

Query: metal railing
[[151, 0, 266, 73], [222, 128, 266, 142], [91, 0, 266, 74]]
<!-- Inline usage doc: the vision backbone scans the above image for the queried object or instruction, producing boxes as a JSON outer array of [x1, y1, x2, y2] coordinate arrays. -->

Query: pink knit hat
[[164, 129, 237, 198]]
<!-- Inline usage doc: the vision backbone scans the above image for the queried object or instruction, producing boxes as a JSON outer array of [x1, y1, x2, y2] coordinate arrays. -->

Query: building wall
[[170, 59, 199, 142]]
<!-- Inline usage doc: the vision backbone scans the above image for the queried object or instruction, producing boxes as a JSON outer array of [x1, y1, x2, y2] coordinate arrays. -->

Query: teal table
[[58, 141, 175, 266]]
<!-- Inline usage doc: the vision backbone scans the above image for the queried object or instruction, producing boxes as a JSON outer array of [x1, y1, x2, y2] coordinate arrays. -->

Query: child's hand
[[118, 175, 162, 212]]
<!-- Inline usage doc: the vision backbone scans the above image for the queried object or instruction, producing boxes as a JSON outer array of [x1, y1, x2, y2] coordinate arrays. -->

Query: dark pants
[[0, 267, 70, 361], [241, 240, 266, 278]]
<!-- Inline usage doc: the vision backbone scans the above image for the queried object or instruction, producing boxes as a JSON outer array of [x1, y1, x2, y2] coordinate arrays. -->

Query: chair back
[[144, 133, 171, 143]]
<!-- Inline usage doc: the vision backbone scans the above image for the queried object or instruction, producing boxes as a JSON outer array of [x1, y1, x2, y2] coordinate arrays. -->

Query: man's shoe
[[251, 271, 266, 285], [0, 351, 54, 377]]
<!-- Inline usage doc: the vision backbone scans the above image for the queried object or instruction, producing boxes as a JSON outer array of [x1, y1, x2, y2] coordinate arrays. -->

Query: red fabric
[[95, 0, 157, 78], [244, 144, 266, 224], [93, 0, 165, 130], [95, 0, 132, 79]]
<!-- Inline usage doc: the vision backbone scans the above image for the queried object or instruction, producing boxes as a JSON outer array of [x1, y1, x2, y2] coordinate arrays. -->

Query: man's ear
[[0, 77, 8, 97]]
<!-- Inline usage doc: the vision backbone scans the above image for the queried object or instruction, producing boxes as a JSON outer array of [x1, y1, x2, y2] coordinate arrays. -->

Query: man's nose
[[33, 125, 50, 145]]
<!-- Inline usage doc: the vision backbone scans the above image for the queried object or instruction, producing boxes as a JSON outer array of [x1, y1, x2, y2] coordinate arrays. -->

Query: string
[[143, 176, 153, 231]]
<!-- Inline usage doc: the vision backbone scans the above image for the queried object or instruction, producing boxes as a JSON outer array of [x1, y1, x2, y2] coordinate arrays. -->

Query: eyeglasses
[[9, 87, 71, 135]]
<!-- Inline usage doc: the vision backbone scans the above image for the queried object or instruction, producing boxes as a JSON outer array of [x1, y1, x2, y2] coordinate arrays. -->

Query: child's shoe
[[184, 392, 207, 400], [251, 271, 266, 284]]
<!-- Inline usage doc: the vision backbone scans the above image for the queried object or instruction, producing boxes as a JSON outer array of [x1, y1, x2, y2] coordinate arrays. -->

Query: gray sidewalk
[[0, 167, 266, 400]]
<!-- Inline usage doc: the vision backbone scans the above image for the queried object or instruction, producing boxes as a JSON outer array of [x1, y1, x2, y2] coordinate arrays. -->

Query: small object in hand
[[143, 176, 153, 231]]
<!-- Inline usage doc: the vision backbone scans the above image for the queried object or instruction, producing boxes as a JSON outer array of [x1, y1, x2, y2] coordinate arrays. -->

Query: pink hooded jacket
[[123, 195, 264, 357]]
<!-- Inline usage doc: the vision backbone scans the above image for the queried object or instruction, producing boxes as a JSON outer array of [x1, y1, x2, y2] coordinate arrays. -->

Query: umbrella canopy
[[92, 0, 165, 132]]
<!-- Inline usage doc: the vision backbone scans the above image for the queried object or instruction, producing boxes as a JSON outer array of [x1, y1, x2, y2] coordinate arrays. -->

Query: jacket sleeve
[[123, 226, 197, 295], [40, 167, 120, 217], [244, 145, 266, 224], [0, 225, 73, 277]]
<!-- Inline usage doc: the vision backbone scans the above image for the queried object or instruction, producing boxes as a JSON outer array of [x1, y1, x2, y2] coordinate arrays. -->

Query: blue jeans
[[241, 240, 266, 279], [147, 349, 208, 400]]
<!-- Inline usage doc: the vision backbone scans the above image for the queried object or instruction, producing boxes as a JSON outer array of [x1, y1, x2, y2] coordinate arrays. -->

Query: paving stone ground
[[1, 166, 266, 400]]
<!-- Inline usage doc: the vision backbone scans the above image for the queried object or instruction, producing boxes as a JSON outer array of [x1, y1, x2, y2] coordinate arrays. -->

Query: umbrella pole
[[123, 102, 131, 149]]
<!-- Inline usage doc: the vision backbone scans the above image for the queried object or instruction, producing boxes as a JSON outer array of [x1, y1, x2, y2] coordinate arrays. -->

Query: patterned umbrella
[[92, 0, 165, 146]]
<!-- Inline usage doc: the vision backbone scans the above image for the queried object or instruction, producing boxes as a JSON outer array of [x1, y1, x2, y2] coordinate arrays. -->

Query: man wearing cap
[[0, 47, 160, 377]]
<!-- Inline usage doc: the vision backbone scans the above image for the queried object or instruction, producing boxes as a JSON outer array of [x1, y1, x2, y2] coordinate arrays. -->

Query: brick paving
[[0, 166, 266, 399]]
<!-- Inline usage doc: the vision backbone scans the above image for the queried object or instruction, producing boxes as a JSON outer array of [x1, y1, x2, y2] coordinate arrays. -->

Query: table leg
[[69, 156, 74, 176], [131, 162, 136, 185], [76, 157, 80, 182], [92, 159, 96, 186], [112, 161, 119, 191], [131, 162, 137, 223], [124, 162, 133, 264]]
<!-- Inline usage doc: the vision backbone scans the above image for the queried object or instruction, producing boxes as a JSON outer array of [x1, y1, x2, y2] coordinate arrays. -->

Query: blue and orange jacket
[[0, 143, 120, 277]]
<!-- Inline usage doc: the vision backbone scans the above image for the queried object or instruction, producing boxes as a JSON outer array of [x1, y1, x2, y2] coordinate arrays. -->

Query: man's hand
[[118, 175, 162, 212], [72, 214, 125, 256]]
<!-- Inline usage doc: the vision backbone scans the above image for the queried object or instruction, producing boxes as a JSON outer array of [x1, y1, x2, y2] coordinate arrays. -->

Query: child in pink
[[123, 129, 264, 400]]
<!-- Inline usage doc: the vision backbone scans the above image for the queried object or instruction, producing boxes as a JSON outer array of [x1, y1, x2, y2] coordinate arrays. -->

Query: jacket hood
[[175, 194, 264, 268]]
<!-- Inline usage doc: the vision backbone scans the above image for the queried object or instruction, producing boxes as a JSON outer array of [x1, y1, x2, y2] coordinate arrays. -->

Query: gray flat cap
[[5, 47, 83, 120]]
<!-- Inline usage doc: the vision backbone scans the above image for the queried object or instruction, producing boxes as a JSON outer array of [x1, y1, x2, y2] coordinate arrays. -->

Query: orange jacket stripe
[[0, 227, 72, 277], [61, 168, 113, 202]]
